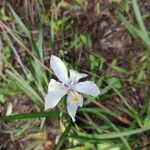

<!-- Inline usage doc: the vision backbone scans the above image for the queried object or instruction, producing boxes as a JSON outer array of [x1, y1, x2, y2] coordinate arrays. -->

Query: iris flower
[[45, 55, 100, 121]]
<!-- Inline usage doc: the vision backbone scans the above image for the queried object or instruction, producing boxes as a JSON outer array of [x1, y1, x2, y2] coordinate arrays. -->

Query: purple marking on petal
[[64, 83, 71, 91], [64, 83, 69, 88], [69, 80, 72, 85], [68, 78, 75, 87], [64, 80, 74, 91]]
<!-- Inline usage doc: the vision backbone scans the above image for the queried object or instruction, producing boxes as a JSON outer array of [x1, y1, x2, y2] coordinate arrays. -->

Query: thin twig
[[0, 21, 53, 75], [93, 101, 131, 125], [12, 46, 28, 75], [0, 37, 3, 73]]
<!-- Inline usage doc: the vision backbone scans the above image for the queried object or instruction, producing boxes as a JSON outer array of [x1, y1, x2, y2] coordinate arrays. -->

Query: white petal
[[50, 55, 68, 83], [69, 69, 87, 83], [74, 81, 100, 97], [48, 79, 64, 92], [67, 91, 83, 122], [45, 89, 67, 110]]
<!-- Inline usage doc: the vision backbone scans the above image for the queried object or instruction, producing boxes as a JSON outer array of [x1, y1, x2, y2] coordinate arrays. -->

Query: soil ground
[[0, 0, 150, 149]]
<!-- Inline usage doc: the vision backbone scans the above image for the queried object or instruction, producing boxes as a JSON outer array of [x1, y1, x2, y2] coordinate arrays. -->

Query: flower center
[[64, 83, 71, 90], [64, 79, 73, 91]]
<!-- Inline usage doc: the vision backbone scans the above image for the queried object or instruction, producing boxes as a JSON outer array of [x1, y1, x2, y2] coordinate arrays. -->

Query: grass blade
[[132, 0, 150, 49], [6, 69, 43, 105], [9, 5, 31, 38], [74, 126, 150, 140], [53, 123, 72, 150], [82, 109, 131, 149], [38, 26, 44, 61], [0, 111, 60, 121]]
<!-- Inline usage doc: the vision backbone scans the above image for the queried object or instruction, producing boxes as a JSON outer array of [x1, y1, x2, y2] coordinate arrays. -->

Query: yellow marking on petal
[[73, 70, 79, 82], [49, 84, 53, 89], [72, 96, 78, 102], [75, 72, 78, 79], [74, 71, 80, 76], [48, 84, 56, 92]]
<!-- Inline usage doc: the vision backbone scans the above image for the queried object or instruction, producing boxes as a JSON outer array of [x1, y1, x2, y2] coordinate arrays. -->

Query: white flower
[[45, 55, 100, 121]]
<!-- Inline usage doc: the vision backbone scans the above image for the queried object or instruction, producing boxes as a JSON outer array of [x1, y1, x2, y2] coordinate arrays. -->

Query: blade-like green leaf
[[6, 69, 43, 105], [132, 0, 150, 49], [9, 5, 31, 38], [74, 126, 150, 140], [53, 123, 72, 150], [0, 111, 61, 121]]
